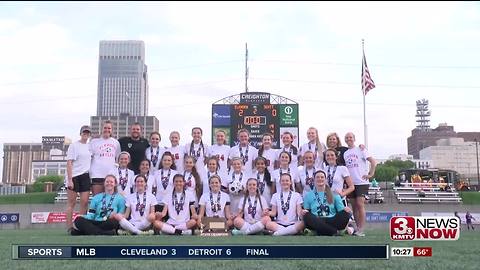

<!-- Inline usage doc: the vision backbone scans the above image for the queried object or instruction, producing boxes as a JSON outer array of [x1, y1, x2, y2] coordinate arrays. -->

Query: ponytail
[[325, 184, 334, 205], [264, 168, 272, 187], [191, 165, 202, 200]]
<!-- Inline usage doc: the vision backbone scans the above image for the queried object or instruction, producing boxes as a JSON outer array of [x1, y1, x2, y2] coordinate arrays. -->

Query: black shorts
[[68, 173, 91, 193], [154, 204, 169, 221], [348, 184, 369, 198], [91, 178, 105, 185]]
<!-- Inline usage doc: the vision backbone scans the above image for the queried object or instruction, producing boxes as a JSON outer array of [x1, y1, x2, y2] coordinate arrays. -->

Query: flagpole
[[362, 39, 368, 149]]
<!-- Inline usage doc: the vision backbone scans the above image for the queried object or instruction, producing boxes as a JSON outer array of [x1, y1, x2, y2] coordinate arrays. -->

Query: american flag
[[362, 51, 375, 95]]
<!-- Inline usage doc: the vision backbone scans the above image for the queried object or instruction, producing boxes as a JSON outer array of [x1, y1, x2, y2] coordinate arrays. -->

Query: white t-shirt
[[201, 169, 227, 196], [184, 142, 210, 172], [258, 148, 278, 173], [229, 144, 258, 174], [183, 170, 200, 201], [299, 142, 326, 168], [252, 170, 273, 206], [109, 166, 135, 196], [163, 190, 196, 225], [150, 169, 176, 203], [166, 145, 184, 173], [126, 192, 157, 221], [89, 137, 121, 178], [66, 141, 91, 177], [238, 195, 268, 224], [279, 145, 299, 169], [272, 167, 300, 194], [199, 191, 230, 218], [271, 190, 303, 225], [298, 166, 316, 197], [145, 146, 166, 173], [323, 165, 350, 195], [208, 144, 231, 176], [344, 147, 372, 185]]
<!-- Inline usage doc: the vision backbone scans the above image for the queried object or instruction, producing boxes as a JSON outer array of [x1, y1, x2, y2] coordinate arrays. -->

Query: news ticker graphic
[[390, 247, 432, 257], [13, 245, 389, 260], [390, 216, 460, 241]]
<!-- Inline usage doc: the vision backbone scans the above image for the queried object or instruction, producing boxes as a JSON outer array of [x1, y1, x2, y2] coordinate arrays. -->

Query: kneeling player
[[197, 175, 234, 229], [232, 178, 270, 235], [118, 175, 157, 235], [302, 170, 352, 236], [266, 173, 304, 235], [153, 174, 198, 235]]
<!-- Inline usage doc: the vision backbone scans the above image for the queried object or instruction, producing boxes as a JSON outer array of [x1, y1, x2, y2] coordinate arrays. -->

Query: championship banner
[[31, 212, 80, 224], [13, 245, 389, 260]]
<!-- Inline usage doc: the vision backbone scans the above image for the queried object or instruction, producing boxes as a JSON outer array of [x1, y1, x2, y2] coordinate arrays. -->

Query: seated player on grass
[[231, 178, 270, 235], [197, 175, 234, 230], [71, 174, 125, 235], [117, 174, 157, 235], [302, 170, 352, 236]]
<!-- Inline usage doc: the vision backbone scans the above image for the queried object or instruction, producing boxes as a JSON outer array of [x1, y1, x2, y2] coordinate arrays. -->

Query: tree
[[383, 160, 415, 171], [31, 175, 64, 193], [374, 165, 399, 182]]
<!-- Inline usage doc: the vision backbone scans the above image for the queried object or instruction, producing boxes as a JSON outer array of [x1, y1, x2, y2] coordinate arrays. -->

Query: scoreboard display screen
[[212, 92, 299, 148]]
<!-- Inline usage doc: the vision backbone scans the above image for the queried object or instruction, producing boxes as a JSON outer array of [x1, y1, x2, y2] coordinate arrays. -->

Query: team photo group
[[66, 121, 377, 237]]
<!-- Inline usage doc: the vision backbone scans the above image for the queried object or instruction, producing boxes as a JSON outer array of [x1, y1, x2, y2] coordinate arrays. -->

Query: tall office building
[[97, 40, 148, 116]]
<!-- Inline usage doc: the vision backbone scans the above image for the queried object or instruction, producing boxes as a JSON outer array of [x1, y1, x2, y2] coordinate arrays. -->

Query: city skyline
[[1, 2, 480, 176]]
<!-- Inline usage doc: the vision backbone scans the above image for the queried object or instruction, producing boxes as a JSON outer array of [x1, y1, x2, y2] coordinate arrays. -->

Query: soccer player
[[183, 155, 203, 203], [197, 175, 234, 229], [201, 157, 227, 196], [228, 129, 258, 173], [145, 132, 164, 174], [252, 156, 274, 205], [208, 129, 231, 176], [257, 133, 278, 173], [222, 157, 247, 216], [118, 175, 156, 235], [71, 175, 125, 235], [298, 151, 316, 196], [153, 174, 198, 235], [302, 170, 352, 236], [298, 127, 326, 168], [273, 151, 300, 193], [109, 151, 135, 197], [280, 131, 299, 169], [152, 152, 177, 205], [324, 132, 349, 166], [324, 149, 354, 203], [466, 211, 476, 230], [344, 132, 377, 237], [184, 127, 210, 173], [89, 120, 121, 195], [266, 173, 304, 235], [232, 178, 270, 235], [66, 125, 92, 233], [166, 131, 184, 172]]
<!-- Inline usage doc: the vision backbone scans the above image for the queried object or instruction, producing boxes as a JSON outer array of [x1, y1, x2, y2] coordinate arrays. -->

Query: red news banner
[[390, 216, 460, 241]]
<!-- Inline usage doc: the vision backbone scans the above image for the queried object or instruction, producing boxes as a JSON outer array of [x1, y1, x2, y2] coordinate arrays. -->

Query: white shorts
[[130, 219, 152, 231]]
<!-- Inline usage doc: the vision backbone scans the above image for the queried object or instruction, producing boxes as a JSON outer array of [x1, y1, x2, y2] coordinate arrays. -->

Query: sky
[[1, 1, 480, 175]]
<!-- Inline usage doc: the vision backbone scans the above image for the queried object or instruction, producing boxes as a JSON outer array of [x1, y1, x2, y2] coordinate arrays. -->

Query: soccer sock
[[176, 223, 188, 230], [182, 230, 192, 235], [119, 219, 141, 235], [161, 223, 176, 235], [273, 224, 298, 236], [239, 223, 250, 233], [246, 221, 264, 235]]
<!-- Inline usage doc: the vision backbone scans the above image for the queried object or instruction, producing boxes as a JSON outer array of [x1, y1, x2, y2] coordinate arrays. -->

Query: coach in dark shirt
[[118, 122, 150, 174]]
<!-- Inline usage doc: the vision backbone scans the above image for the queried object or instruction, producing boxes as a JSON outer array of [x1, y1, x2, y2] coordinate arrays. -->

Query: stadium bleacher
[[365, 186, 384, 204], [393, 182, 462, 204], [54, 187, 93, 202]]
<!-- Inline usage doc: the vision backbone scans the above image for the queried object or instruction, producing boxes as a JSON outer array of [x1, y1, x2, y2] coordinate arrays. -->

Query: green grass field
[[0, 228, 478, 270], [0, 192, 55, 204], [460, 191, 480, 204]]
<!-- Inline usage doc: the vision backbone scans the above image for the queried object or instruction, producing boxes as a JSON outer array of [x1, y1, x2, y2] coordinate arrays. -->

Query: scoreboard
[[212, 92, 299, 148]]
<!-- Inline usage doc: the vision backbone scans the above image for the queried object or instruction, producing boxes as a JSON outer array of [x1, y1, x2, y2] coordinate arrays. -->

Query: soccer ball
[[229, 181, 243, 195]]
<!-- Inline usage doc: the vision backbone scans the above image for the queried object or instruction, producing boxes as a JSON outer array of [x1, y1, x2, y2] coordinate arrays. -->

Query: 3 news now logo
[[390, 216, 460, 241]]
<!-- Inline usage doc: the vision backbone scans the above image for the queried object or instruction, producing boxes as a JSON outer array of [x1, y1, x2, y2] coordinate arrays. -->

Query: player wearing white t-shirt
[[109, 152, 135, 197], [152, 154, 177, 206], [231, 178, 270, 235], [184, 127, 210, 173], [153, 174, 198, 235], [344, 132, 377, 237], [137, 160, 156, 196], [257, 133, 278, 173], [228, 129, 258, 174], [166, 131, 184, 173], [266, 173, 304, 236], [118, 175, 157, 235], [298, 151, 317, 197], [222, 158, 248, 216], [89, 121, 121, 195], [145, 132, 165, 174], [66, 125, 92, 232], [201, 157, 227, 196], [253, 157, 275, 205], [197, 175, 234, 229], [279, 131, 299, 169], [272, 151, 301, 193], [183, 156, 203, 203], [298, 127, 326, 168], [209, 130, 231, 176], [323, 149, 355, 203]]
